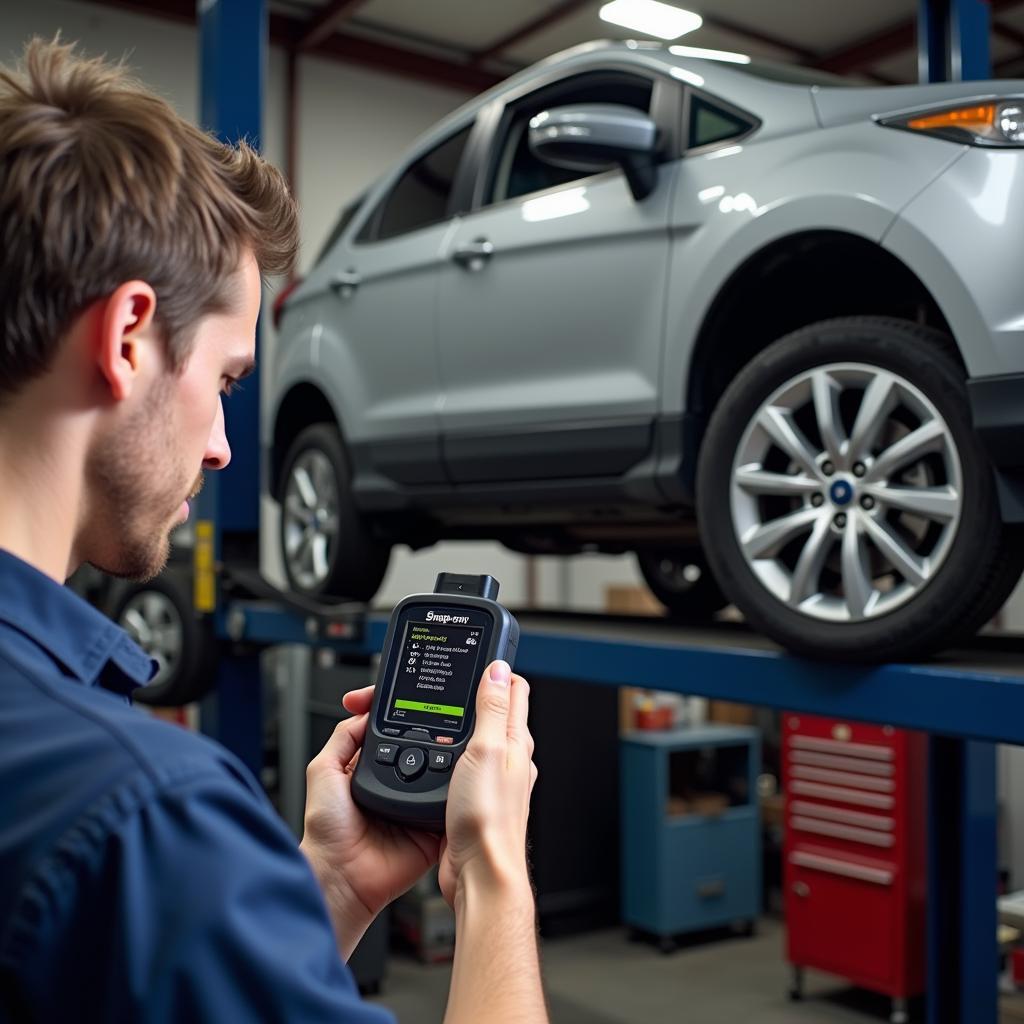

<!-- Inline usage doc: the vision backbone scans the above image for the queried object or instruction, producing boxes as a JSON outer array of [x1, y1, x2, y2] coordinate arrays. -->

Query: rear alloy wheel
[[279, 424, 390, 602], [697, 317, 1024, 662], [637, 548, 729, 619], [110, 571, 216, 706]]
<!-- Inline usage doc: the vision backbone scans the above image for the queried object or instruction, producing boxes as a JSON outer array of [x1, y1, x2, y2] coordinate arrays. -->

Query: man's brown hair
[[0, 37, 299, 398]]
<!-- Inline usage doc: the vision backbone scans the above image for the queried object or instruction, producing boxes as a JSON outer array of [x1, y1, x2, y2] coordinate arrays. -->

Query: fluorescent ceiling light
[[669, 44, 751, 64], [599, 0, 702, 41]]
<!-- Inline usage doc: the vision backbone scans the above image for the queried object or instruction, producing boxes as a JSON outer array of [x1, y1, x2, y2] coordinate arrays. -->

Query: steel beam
[[473, 0, 593, 65], [296, 0, 370, 52]]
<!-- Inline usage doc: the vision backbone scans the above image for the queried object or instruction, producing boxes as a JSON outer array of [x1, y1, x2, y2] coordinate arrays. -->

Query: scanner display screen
[[385, 616, 484, 734]]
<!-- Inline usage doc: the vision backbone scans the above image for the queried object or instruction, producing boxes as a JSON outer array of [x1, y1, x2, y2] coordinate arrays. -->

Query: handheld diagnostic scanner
[[351, 573, 519, 832]]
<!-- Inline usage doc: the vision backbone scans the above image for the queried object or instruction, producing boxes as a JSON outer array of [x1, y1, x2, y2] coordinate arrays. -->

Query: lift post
[[917, 4, 996, 1019], [195, 0, 268, 776], [918, 0, 991, 83]]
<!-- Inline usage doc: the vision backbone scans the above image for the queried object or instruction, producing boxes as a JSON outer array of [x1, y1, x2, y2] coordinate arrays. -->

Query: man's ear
[[95, 281, 158, 402]]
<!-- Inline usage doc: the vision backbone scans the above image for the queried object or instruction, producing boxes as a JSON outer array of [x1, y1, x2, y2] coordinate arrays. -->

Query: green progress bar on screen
[[395, 699, 465, 718]]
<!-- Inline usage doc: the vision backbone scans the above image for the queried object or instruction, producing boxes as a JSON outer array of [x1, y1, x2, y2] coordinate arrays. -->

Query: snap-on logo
[[426, 611, 470, 624]]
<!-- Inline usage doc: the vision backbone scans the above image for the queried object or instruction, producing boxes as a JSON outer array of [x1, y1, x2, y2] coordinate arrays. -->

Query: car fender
[[666, 193, 897, 416], [664, 124, 969, 415], [881, 146, 1024, 379]]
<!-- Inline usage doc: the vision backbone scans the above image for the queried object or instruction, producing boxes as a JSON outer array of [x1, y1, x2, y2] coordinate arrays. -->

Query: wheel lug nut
[[861, 495, 875, 510], [811, 493, 825, 508], [834, 513, 847, 528], [822, 461, 835, 476], [853, 462, 866, 478]]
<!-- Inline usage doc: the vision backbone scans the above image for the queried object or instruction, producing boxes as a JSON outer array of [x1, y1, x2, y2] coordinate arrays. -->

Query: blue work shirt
[[0, 549, 393, 1023]]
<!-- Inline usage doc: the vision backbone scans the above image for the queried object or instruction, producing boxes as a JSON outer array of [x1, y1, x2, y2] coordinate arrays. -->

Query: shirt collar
[[0, 549, 156, 694]]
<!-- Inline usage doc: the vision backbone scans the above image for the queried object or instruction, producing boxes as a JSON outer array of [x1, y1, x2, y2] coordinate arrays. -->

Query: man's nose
[[203, 397, 232, 471]]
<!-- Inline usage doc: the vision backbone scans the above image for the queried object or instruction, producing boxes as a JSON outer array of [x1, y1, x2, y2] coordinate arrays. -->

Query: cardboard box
[[709, 700, 756, 726]]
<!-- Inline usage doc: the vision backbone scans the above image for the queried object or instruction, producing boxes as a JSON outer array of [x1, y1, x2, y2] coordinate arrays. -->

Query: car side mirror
[[528, 103, 659, 201]]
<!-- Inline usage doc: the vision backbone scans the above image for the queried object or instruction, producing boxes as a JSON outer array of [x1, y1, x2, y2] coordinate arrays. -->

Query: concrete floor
[[367, 918, 912, 1023]]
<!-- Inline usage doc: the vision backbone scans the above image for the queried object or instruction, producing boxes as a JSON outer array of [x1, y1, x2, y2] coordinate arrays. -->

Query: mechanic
[[0, 38, 546, 1023]]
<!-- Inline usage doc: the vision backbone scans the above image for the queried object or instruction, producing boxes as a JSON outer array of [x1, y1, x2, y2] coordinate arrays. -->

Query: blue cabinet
[[621, 726, 761, 943]]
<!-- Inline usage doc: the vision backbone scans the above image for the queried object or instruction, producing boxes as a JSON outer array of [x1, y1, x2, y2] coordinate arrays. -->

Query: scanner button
[[427, 750, 452, 772], [397, 747, 426, 780], [403, 729, 431, 739], [375, 743, 398, 765]]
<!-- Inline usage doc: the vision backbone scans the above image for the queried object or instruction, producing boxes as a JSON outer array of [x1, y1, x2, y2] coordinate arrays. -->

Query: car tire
[[696, 316, 1024, 662], [110, 571, 216, 706], [278, 423, 390, 603], [636, 548, 730, 619]]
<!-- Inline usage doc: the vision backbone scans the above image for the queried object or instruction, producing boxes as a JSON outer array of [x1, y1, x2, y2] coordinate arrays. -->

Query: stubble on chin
[[83, 381, 186, 582]]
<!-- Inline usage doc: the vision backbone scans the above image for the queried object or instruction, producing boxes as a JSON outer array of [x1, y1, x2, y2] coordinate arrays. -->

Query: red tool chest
[[783, 713, 927, 1015]]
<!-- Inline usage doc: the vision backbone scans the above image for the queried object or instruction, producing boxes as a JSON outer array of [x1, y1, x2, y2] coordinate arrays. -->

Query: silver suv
[[267, 41, 1024, 662]]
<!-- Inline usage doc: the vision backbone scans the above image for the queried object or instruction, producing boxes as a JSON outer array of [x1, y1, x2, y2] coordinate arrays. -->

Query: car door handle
[[329, 270, 361, 296], [451, 239, 494, 269]]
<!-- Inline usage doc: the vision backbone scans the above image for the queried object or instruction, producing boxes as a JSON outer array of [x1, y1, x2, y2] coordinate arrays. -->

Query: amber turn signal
[[906, 103, 996, 132]]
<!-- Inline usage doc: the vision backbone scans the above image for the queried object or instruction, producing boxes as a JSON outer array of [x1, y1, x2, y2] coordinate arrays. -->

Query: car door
[[317, 120, 474, 487], [437, 69, 681, 485]]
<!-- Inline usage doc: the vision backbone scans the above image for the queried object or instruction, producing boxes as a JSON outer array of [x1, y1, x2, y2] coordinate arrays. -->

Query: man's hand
[[439, 660, 538, 908], [300, 687, 440, 960], [439, 660, 548, 1024]]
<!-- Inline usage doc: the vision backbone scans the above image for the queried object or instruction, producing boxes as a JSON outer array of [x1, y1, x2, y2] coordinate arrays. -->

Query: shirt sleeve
[[8, 766, 396, 1024]]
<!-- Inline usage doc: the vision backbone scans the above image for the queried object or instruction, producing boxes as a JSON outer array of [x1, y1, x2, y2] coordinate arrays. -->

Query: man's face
[[85, 256, 261, 581]]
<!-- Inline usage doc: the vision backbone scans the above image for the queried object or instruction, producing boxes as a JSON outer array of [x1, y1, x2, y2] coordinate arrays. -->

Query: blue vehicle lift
[[194, 1, 1008, 1021]]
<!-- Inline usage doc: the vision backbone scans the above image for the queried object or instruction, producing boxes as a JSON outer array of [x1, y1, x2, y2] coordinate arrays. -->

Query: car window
[[689, 96, 753, 149], [363, 124, 472, 242], [315, 193, 365, 264], [488, 74, 654, 206]]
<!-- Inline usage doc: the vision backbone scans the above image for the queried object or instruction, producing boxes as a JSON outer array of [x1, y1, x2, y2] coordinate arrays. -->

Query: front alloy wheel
[[731, 362, 962, 623], [697, 317, 1024, 662]]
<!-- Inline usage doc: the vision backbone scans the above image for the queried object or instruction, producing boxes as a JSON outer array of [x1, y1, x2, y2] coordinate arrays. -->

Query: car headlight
[[880, 100, 1024, 147]]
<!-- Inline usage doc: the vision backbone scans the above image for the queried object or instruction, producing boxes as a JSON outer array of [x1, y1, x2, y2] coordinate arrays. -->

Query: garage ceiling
[[82, 0, 1024, 89]]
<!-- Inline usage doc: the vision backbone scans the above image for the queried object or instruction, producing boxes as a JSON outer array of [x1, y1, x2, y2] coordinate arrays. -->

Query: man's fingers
[[507, 673, 531, 748], [310, 712, 368, 773], [341, 685, 375, 716], [470, 660, 512, 752]]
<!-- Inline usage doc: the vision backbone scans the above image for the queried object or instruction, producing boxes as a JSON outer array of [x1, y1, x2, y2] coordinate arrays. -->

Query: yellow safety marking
[[193, 520, 217, 613]]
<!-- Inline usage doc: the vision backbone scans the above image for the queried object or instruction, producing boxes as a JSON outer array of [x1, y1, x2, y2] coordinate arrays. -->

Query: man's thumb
[[473, 661, 511, 741]]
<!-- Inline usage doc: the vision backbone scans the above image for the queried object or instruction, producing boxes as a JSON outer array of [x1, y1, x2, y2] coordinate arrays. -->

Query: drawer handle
[[790, 765, 895, 793], [790, 735, 894, 761], [791, 816, 896, 847], [789, 800, 894, 831], [696, 877, 726, 900], [789, 750, 894, 777], [790, 850, 894, 886], [789, 780, 895, 810]]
